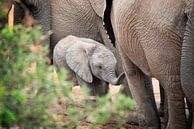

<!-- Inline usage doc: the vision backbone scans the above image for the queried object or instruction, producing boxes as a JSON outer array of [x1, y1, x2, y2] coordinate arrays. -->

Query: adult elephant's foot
[[161, 75, 187, 129], [158, 105, 164, 117], [165, 102, 187, 129], [138, 102, 161, 129], [126, 111, 139, 125], [166, 119, 187, 129]]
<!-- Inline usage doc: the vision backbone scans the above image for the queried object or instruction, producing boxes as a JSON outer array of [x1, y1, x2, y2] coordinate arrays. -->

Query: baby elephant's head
[[89, 45, 119, 85]]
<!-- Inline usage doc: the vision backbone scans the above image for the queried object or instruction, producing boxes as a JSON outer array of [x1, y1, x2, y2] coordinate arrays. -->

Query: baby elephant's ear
[[66, 43, 93, 83]]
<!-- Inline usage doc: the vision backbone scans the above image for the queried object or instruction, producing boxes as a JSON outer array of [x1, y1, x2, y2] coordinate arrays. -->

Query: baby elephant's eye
[[98, 65, 102, 69]]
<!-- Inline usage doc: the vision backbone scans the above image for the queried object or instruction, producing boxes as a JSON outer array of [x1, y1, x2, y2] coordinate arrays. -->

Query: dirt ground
[[52, 78, 160, 129]]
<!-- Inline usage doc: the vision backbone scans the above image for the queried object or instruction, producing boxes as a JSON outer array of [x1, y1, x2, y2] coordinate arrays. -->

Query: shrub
[[0, 25, 69, 129]]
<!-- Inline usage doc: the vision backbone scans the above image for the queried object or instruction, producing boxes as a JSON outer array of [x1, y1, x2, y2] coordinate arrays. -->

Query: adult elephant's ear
[[88, 0, 106, 18], [66, 42, 96, 83]]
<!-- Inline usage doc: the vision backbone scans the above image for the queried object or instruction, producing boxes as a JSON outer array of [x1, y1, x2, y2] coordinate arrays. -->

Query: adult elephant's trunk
[[181, 5, 194, 129]]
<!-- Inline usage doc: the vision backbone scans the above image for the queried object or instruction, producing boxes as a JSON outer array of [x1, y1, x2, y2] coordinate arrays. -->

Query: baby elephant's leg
[[93, 77, 109, 96], [66, 69, 78, 86], [76, 76, 109, 96]]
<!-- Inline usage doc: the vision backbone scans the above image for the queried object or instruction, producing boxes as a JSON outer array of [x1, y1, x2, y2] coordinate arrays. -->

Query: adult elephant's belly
[[132, 19, 185, 78], [135, 1, 187, 77], [50, 0, 102, 50], [112, 0, 187, 77]]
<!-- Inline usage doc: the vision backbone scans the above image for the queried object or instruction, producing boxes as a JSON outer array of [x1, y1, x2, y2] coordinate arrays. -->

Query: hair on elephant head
[[53, 35, 124, 85]]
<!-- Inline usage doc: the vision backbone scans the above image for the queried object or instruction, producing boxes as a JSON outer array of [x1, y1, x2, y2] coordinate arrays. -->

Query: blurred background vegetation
[[0, 0, 136, 129], [0, 0, 9, 29]]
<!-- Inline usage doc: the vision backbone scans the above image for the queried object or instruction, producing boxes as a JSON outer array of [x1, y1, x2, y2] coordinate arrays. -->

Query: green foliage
[[0, 0, 9, 29], [0, 0, 8, 17], [65, 91, 136, 129], [0, 25, 69, 128]]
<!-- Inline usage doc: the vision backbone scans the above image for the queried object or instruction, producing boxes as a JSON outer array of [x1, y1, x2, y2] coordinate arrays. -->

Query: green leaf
[[5, 109, 17, 122], [12, 90, 27, 104], [67, 106, 77, 115], [94, 112, 110, 123], [0, 84, 5, 100], [1, 27, 13, 39]]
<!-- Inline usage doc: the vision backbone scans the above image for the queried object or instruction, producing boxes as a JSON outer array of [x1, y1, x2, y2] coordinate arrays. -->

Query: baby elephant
[[53, 35, 124, 96]]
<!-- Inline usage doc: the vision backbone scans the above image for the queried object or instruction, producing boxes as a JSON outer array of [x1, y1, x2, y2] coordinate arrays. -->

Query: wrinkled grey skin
[[109, 0, 194, 129], [14, 0, 51, 44], [14, 0, 110, 61], [181, 5, 194, 129], [53, 35, 123, 96], [13, 0, 131, 96]]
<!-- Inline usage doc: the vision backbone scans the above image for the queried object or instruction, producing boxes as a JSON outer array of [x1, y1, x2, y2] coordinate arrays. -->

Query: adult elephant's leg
[[159, 74, 187, 129], [144, 75, 159, 120], [158, 85, 168, 129], [33, 0, 51, 48], [28, 0, 51, 35], [119, 48, 160, 129], [121, 78, 132, 97], [158, 84, 165, 116], [187, 99, 193, 129], [14, 2, 25, 24], [14, 0, 51, 45]]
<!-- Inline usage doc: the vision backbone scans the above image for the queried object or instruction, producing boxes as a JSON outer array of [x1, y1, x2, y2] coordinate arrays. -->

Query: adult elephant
[[13, 0, 130, 96], [108, 0, 194, 129]]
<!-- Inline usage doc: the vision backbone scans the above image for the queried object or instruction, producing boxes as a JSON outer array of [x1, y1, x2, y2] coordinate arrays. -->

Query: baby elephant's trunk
[[110, 72, 125, 85]]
